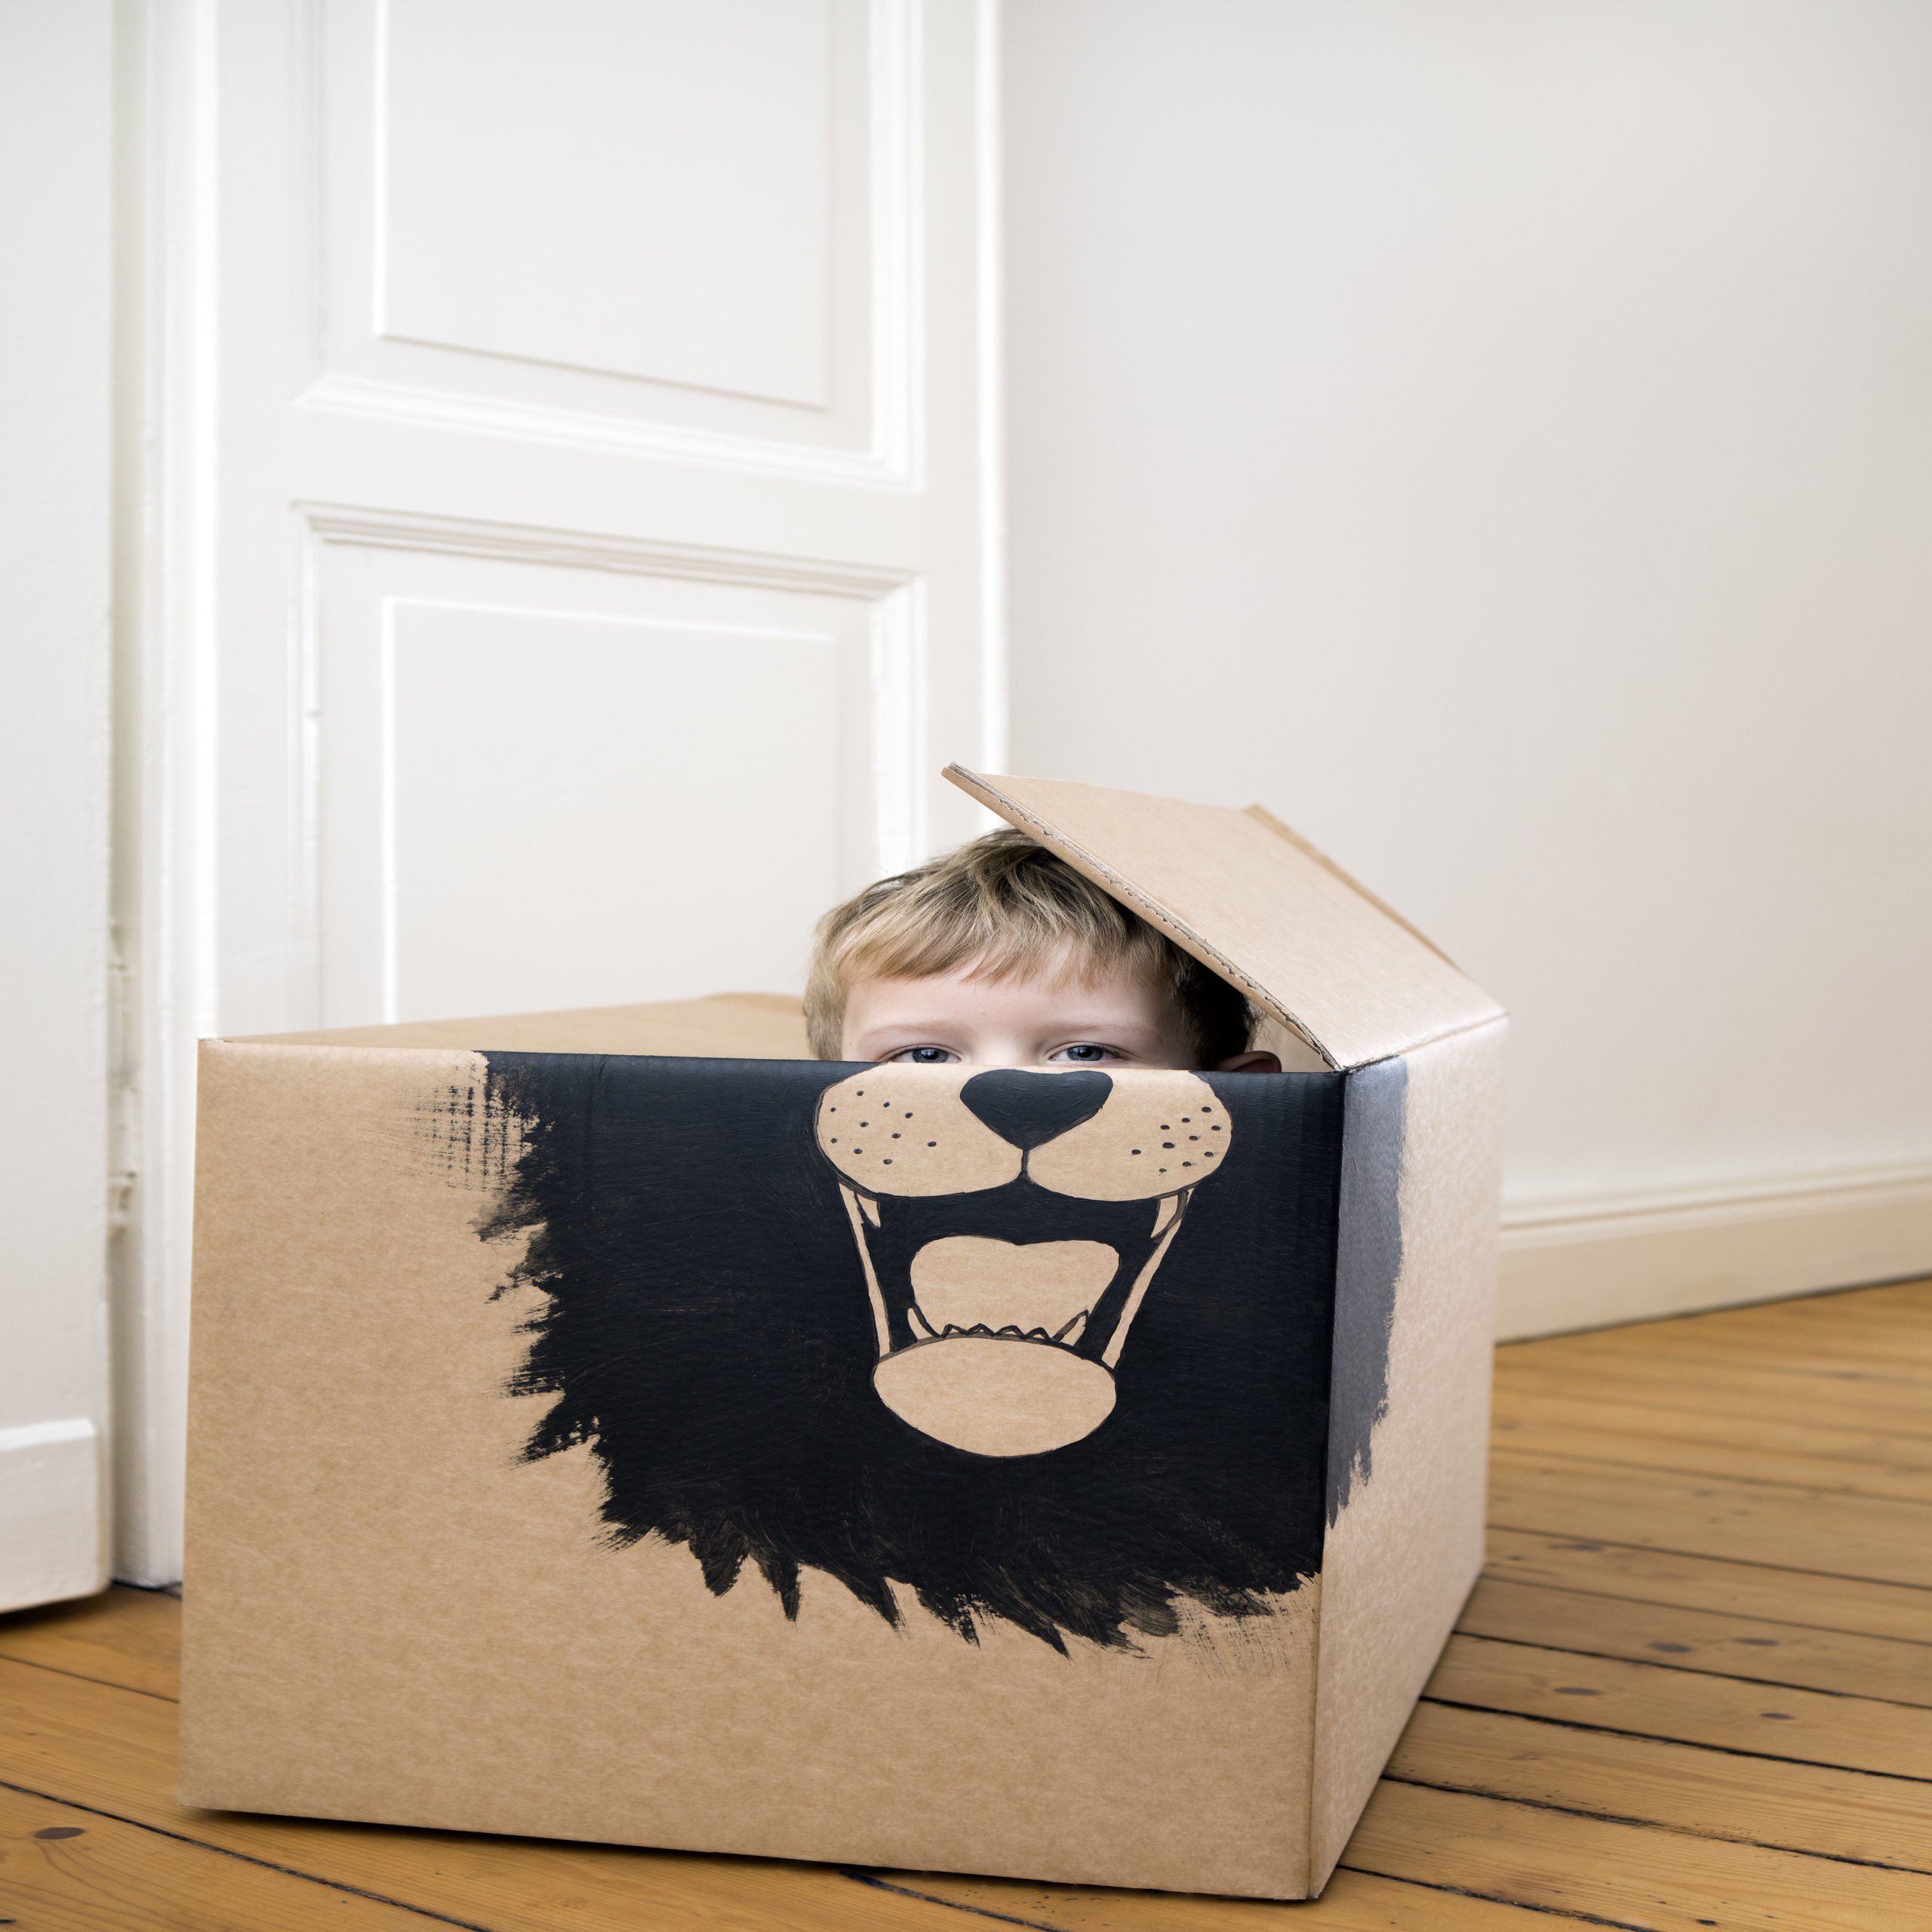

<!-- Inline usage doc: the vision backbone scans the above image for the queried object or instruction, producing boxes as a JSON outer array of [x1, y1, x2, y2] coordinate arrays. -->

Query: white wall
[[1003, 0, 1932, 1334], [0, 0, 114, 1607]]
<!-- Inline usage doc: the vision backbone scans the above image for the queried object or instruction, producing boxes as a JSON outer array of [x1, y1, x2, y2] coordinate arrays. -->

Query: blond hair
[[804, 828, 1256, 1065]]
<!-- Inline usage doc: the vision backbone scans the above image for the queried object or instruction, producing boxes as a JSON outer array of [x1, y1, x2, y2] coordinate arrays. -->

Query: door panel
[[381, 0, 834, 407], [307, 537, 904, 1022], [387, 606, 840, 1020], [311, 0, 897, 467]]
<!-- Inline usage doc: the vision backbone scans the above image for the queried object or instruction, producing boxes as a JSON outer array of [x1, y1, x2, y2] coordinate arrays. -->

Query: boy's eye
[[888, 1045, 958, 1064], [1054, 1043, 1116, 1063]]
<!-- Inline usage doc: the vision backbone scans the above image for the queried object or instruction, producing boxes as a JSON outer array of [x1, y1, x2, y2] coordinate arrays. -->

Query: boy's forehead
[[852, 952, 1171, 1006]]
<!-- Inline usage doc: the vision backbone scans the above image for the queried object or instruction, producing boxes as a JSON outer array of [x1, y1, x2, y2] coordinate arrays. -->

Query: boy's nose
[[959, 1069, 1111, 1152]]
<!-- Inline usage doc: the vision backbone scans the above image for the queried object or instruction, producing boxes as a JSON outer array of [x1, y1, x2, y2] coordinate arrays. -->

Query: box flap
[[945, 768, 1503, 1071]]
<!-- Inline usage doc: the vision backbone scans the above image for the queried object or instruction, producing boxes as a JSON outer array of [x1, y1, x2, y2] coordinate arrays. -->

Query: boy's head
[[805, 829, 1280, 1072]]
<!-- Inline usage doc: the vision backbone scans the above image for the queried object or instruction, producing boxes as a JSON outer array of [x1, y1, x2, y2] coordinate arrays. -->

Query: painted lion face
[[814, 1066, 1231, 1457], [486, 1049, 1343, 1649]]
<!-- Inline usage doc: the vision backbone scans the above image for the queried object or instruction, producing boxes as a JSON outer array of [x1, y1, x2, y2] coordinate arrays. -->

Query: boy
[[805, 827, 1281, 1073]]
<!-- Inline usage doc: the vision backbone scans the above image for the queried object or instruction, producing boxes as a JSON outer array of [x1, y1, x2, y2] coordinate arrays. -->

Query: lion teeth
[[910, 1303, 1091, 1349]]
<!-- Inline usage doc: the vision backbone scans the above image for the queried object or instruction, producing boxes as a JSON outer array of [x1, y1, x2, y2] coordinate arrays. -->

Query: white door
[[117, 0, 1004, 1583]]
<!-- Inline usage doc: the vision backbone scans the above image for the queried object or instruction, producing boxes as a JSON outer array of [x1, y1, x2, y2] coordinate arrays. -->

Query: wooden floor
[[6, 1278, 1932, 1930]]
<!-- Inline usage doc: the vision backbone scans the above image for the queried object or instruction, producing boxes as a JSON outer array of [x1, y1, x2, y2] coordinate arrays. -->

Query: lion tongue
[[908, 1236, 1117, 1343]]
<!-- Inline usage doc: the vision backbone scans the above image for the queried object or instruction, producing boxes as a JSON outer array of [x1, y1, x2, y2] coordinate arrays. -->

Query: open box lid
[[946, 767, 1503, 1072]]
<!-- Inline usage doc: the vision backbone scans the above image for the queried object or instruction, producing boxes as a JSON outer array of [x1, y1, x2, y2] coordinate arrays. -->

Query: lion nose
[[959, 1069, 1111, 1152]]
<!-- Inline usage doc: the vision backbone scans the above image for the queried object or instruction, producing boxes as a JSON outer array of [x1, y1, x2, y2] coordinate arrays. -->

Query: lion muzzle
[[818, 1066, 1229, 1458]]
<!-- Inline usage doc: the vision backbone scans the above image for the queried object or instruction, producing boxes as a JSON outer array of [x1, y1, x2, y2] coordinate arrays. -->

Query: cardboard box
[[180, 768, 1506, 1900]]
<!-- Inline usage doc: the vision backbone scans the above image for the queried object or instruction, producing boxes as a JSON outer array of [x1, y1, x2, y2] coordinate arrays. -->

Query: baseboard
[[1495, 1161, 1932, 1341], [0, 1417, 107, 1614]]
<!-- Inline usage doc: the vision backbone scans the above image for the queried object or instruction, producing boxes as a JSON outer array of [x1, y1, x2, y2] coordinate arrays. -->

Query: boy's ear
[[1214, 1051, 1282, 1074]]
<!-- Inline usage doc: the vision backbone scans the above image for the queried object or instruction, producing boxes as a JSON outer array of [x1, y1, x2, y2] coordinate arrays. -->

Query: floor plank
[[1753, 1281, 1932, 1339], [1510, 1326, 1932, 1395], [1481, 1529, 1932, 1644], [1531, 1285, 1932, 1371], [0, 1588, 181, 1704], [1456, 1575, 1932, 1703], [1387, 1700, 1932, 1871], [1494, 1383, 1932, 1487], [1494, 1428, 1932, 1507], [1425, 1633, 1932, 1779], [1488, 1451, 1932, 1587], [1691, 1297, 1932, 1358], [1545, 1334, 1932, 1391], [1495, 1352, 1932, 1443], [1506, 1273, 1932, 1344], [1341, 1780, 1932, 1931], [0, 1780, 435, 1932]]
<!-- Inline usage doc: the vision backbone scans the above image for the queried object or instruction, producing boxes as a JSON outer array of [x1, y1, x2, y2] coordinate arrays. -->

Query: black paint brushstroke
[[1325, 1056, 1407, 1523], [481, 1053, 1343, 1651]]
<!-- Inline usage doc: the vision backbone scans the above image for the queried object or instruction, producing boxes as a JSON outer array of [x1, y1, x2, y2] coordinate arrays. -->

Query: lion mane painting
[[480, 1052, 1344, 1654]]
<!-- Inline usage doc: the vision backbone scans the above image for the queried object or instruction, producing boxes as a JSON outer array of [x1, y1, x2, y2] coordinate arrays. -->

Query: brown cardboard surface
[[944, 768, 1503, 1072], [233, 992, 808, 1059], [1307, 1017, 1507, 1889], [181, 1041, 1322, 1898]]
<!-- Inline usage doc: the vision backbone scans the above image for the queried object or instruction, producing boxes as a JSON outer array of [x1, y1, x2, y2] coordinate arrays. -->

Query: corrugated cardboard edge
[[943, 764, 1345, 1069], [1304, 1015, 1507, 1890], [224, 992, 810, 1057]]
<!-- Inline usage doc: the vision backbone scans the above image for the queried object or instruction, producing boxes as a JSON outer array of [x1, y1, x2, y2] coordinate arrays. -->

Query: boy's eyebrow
[[857, 1025, 1165, 1046]]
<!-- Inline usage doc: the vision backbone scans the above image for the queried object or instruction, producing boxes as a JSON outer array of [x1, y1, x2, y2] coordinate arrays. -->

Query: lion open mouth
[[906, 1236, 1115, 1346]]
